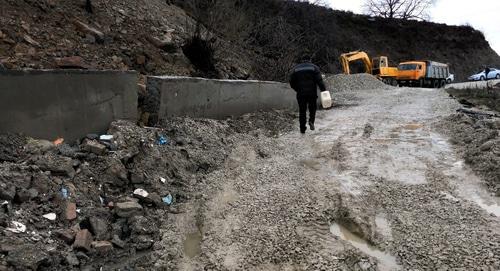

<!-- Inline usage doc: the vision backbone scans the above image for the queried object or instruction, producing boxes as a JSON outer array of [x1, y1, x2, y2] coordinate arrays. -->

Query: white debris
[[133, 188, 149, 198], [6, 221, 26, 233], [99, 135, 114, 141], [42, 213, 57, 221], [160, 177, 166, 184]]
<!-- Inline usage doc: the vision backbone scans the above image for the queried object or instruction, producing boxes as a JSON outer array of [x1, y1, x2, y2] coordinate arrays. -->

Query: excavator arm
[[339, 51, 372, 75]]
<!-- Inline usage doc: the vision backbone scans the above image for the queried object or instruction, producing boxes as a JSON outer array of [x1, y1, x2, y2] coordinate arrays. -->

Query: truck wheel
[[392, 79, 398, 86], [440, 80, 446, 88], [418, 79, 424, 88], [446, 79, 451, 84], [433, 80, 439, 88]]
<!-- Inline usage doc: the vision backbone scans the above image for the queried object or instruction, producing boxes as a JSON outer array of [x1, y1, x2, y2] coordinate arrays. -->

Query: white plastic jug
[[320, 91, 332, 109]]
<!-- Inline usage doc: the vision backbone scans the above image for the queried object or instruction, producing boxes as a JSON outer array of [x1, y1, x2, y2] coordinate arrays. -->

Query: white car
[[468, 68, 500, 81], [446, 74, 454, 84]]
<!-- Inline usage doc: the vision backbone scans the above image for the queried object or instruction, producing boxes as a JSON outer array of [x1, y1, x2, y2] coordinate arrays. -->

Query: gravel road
[[155, 86, 500, 271]]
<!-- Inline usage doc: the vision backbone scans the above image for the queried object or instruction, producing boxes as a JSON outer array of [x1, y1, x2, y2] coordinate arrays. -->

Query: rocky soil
[[0, 110, 294, 270], [0, 0, 252, 79]]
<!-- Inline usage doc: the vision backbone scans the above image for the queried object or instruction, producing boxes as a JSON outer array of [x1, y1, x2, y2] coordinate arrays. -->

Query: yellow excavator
[[339, 51, 399, 86]]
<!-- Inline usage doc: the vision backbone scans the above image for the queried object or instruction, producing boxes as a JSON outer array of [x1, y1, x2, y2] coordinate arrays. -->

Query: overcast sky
[[321, 0, 500, 55]]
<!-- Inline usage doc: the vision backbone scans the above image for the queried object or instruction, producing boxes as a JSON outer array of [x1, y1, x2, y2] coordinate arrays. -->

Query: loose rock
[[73, 229, 93, 252], [115, 201, 143, 218]]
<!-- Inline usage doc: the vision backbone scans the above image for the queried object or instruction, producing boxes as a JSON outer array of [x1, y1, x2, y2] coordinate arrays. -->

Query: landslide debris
[[0, 110, 294, 270]]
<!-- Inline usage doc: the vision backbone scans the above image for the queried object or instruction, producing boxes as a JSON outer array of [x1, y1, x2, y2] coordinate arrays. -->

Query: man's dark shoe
[[309, 122, 315, 131], [300, 127, 306, 134]]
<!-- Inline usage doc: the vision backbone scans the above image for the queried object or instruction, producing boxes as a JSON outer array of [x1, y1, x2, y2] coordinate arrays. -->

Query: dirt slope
[[0, 0, 251, 79], [190, 0, 500, 81], [1, 0, 499, 82]]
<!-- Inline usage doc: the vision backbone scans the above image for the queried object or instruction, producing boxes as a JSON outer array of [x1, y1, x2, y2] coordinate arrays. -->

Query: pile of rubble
[[0, 111, 294, 270], [326, 73, 390, 92]]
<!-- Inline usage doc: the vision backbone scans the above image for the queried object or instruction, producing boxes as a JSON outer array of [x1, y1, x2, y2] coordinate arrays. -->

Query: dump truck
[[340, 51, 399, 86], [397, 61, 450, 88]]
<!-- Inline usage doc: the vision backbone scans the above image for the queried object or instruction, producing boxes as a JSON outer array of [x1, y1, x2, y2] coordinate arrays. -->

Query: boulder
[[0, 184, 16, 201], [6, 246, 49, 270], [63, 202, 77, 221], [55, 56, 89, 69], [55, 229, 76, 244], [115, 201, 143, 218], [32, 155, 75, 178], [73, 229, 93, 252], [72, 20, 105, 43], [89, 217, 109, 240], [91, 241, 113, 255], [82, 140, 107, 155]]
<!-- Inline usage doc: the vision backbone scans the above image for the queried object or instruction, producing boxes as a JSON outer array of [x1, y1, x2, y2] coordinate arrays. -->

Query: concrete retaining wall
[[146, 76, 297, 119], [445, 79, 500, 90], [0, 70, 138, 141]]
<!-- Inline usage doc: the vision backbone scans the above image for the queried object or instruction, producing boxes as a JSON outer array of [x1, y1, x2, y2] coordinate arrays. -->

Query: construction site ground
[[172, 85, 500, 271], [1, 76, 500, 271]]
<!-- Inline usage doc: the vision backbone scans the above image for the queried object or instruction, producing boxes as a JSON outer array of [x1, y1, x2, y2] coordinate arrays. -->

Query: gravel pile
[[326, 73, 390, 92]]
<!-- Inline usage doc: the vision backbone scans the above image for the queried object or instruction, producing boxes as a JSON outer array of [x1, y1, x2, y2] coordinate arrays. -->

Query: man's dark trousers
[[297, 96, 317, 133]]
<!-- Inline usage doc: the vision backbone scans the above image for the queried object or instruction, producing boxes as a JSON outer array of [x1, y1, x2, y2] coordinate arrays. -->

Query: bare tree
[[364, 0, 435, 20]]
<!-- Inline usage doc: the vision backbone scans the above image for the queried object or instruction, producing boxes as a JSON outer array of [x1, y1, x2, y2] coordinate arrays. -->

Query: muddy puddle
[[375, 214, 392, 239], [330, 223, 400, 271], [299, 159, 322, 171], [473, 197, 500, 217], [444, 156, 500, 217], [184, 230, 203, 259]]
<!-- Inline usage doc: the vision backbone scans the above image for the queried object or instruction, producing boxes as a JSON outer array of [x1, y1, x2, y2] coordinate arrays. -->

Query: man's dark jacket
[[289, 62, 326, 98]]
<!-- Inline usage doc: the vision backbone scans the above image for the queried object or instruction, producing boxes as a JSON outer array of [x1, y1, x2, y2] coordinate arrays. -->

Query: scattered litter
[[158, 135, 169, 145], [160, 177, 166, 184], [76, 209, 81, 213], [53, 138, 64, 146], [43, 213, 57, 221], [61, 187, 69, 198], [6, 221, 26, 233], [99, 135, 114, 141], [133, 188, 149, 198], [162, 194, 173, 205], [99, 196, 105, 205], [1, 200, 7, 206]]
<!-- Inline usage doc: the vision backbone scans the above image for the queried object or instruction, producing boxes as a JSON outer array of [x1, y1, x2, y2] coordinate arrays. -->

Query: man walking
[[485, 67, 490, 81], [289, 55, 326, 134]]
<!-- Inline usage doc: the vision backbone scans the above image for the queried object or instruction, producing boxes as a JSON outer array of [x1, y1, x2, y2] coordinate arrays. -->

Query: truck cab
[[397, 61, 426, 83]]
